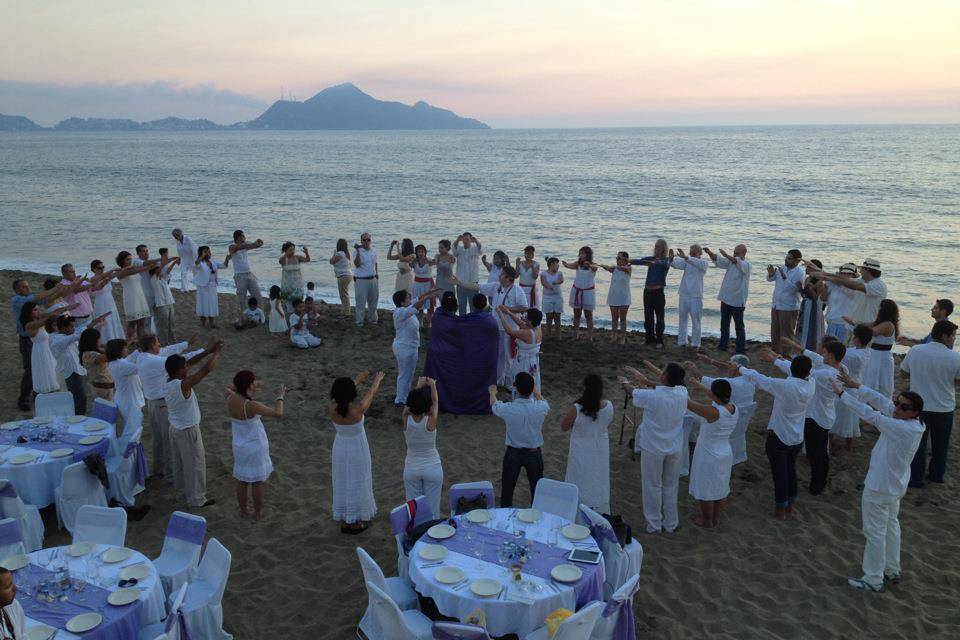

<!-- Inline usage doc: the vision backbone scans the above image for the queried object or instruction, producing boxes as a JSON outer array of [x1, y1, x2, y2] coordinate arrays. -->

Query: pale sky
[[2, 0, 958, 126]]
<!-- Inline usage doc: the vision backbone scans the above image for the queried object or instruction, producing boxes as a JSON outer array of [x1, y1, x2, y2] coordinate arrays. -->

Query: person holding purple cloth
[[630, 238, 672, 347]]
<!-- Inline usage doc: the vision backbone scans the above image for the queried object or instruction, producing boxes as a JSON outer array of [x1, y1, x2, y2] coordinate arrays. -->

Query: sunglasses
[[894, 400, 915, 412]]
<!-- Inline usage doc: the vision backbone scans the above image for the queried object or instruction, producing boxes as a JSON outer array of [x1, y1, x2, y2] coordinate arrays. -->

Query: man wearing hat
[[823, 263, 861, 343], [806, 258, 887, 327], [766, 249, 805, 355]]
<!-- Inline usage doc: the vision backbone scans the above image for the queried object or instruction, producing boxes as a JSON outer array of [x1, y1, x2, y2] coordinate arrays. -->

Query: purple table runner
[[16, 563, 142, 640], [0, 427, 110, 461]]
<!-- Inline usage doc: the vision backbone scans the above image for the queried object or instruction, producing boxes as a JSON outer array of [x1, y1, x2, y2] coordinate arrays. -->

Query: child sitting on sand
[[242, 297, 265, 328], [289, 300, 321, 349]]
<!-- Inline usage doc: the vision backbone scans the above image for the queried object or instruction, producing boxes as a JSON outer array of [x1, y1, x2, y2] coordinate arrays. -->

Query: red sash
[[572, 284, 595, 307]]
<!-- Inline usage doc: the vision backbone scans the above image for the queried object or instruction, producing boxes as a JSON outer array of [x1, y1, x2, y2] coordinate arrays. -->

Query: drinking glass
[[473, 541, 485, 569]]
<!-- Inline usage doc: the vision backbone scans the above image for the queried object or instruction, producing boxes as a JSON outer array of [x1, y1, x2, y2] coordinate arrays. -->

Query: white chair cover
[[577, 505, 642, 599], [0, 517, 27, 558], [532, 478, 580, 522], [153, 511, 206, 597], [357, 546, 418, 636], [73, 505, 127, 547], [447, 481, 495, 515], [365, 581, 432, 640], [175, 537, 232, 640], [54, 462, 108, 532], [0, 479, 44, 552], [679, 414, 700, 477], [107, 426, 147, 507], [390, 495, 433, 583], [524, 601, 604, 640], [730, 402, 757, 465], [138, 583, 189, 640], [432, 622, 492, 639], [590, 573, 639, 640], [35, 391, 75, 418]]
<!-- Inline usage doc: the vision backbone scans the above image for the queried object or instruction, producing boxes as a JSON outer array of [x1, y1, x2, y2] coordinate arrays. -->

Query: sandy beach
[[3, 269, 957, 640]]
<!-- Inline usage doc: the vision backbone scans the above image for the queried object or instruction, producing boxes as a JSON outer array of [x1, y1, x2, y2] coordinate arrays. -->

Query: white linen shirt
[[165, 378, 201, 430], [856, 277, 887, 323], [776, 350, 843, 429], [493, 397, 550, 448], [152, 273, 175, 307], [768, 265, 804, 311], [841, 386, 924, 496], [50, 332, 85, 378], [108, 356, 144, 410], [739, 366, 814, 445], [671, 256, 709, 298], [900, 341, 960, 413], [176, 235, 199, 265], [824, 281, 859, 325], [137, 342, 199, 401], [354, 247, 378, 278], [478, 282, 529, 332], [701, 375, 756, 408], [632, 385, 688, 455], [393, 303, 421, 349], [714, 255, 751, 307], [454, 243, 481, 283]]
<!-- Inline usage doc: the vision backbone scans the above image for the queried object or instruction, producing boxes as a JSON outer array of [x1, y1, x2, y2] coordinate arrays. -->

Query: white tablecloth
[[21, 543, 165, 639], [0, 417, 116, 507], [409, 509, 601, 638]]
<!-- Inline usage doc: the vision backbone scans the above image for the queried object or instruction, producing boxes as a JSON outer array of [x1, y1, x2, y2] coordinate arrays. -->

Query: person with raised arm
[[115, 250, 160, 341], [687, 353, 756, 465], [686, 377, 738, 528], [562, 246, 599, 341], [845, 299, 899, 399], [822, 263, 860, 343], [391, 287, 441, 405], [516, 245, 541, 310], [278, 241, 310, 310], [194, 245, 226, 328], [51, 312, 110, 414], [88, 260, 125, 341], [151, 251, 180, 345], [401, 377, 443, 517], [629, 239, 672, 347], [491, 372, 550, 508], [172, 228, 199, 292], [57, 263, 95, 326], [329, 239, 354, 315], [387, 238, 416, 294], [832, 323, 873, 451], [898, 298, 954, 347], [434, 239, 456, 297], [672, 244, 710, 350], [353, 232, 379, 326], [539, 257, 564, 338], [496, 305, 543, 396], [20, 300, 80, 395], [452, 232, 481, 315], [807, 258, 887, 326], [226, 229, 265, 330], [601, 251, 632, 344], [766, 249, 805, 355], [482, 250, 510, 286], [133, 244, 157, 325], [703, 244, 751, 354], [410, 244, 438, 328]]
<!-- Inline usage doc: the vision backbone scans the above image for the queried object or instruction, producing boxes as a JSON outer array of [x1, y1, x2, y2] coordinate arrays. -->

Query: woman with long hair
[[329, 238, 353, 314], [79, 327, 114, 401], [562, 246, 599, 341], [194, 245, 225, 328], [89, 259, 125, 341], [279, 241, 310, 307], [797, 259, 826, 350], [846, 298, 899, 398], [329, 370, 384, 533], [562, 373, 613, 513], [602, 251, 633, 344], [105, 338, 144, 434], [388, 238, 416, 293], [401, 378, 442, 516], [115, 250, 158, 340], [410, 244, 437, 328], [686, 377, 738, 528], [434, 239, 456, 295], [20, 300, 78, 394], [226, 370, 285, 520]]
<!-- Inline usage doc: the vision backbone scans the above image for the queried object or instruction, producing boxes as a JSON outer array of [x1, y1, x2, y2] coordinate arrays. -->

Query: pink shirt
[[60, 278, 93, 317]]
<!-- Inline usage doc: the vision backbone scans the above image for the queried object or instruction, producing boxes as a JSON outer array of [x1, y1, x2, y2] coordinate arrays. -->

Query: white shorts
[[542, 295, 564, 315]]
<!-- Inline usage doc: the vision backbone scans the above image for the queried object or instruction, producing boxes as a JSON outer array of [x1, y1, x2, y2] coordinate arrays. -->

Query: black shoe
[[199, 499, 217, 508]]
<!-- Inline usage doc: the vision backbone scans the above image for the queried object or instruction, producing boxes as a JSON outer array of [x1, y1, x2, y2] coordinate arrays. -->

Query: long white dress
[[31, 328, 60, 393], [689, 403, 738, 501], [107, 356, 144, 434], [564, 401, 613, 514], [606, 267, 632, 307], [119, 275, 151, 321], [268, 299, 287, 334], [569, 266, 597, 310], [280, 262, 304, 302], [92, 280, 125, 341], [507, 329, 541, 392], [862, 333, 895, 398], [232, 403, 273, 483], [194, 261, 222, 317], [395, 260, 414, 293], [833, 347, 869, 437], [332, 416, 377, 523]]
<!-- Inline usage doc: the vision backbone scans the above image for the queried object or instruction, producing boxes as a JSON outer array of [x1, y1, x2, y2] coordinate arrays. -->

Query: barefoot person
[[540, 257, 564, 338], [630, 239, 672, 347], [172, 228, 199, 292], [563, 247, 599, 341], [703, 245, 751, 354], [453, 232, 482, 315], [686, 377, 738, 528], [21, 300, 80, 396], [194, 245, 225, 328], [516, 245, 541, 310], [496, 305, 543, 395], [115, 251, 158, 340], [330, 371, 384, 533], [402, 377, 442, 517], [690, 353, 756, 465], [562, 373, 613, 514], [601, 252, 632, 344], [767, 249, 804, 355], [279, 241, 310, 310], [226, 229, 265, 330], [672, 244, 709, 350], [410, 244, 437, 328], [388, 238, 415, 293], [392, 287, 440, 406], [226, 370, 285, 520], [833, 324, 873, 451]]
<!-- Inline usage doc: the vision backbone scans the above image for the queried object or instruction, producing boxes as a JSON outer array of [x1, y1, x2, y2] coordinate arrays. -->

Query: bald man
[[703, 245, 751, 355]]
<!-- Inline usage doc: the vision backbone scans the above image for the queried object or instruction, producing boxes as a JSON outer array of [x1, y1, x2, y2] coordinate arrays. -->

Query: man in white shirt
[[901, 320, 960, 487], [164, 339, 223, 508], [490, 373, 549, 508], [353, 232, 380, 327], [392, 288, 440, 406], [766, 249, 805, 355], [692, 353, 756, 464], [703, 245, 751, 355], [137, 334, 205, 480], [812, 258, 887, 325], [738, 350, 815, 520], [172, 228, 199, 292], [671, 244, 710, 349], [621, 361, 688, 533], [833, 374, 924, 592], [823, 263, 860, 342], [453, 232, 482, 315], [0, 568, 27, 640], [226, 229, 265, 330], [898, 298, 954, 347]]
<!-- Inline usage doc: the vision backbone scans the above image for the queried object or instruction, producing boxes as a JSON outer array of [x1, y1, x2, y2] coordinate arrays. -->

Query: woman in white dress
[[329, 239, 353, 315], [410, 244, 437, 328], [279, 242, 310, 308], [402, 378, 442, 516], [388, 238, 415, 293], [267, 285, 287, 337], [516, 246, 541, 310], [115, 250, 158, 341], [105, 338, 144, 435], [845, 299, 898, 399], [562, 246, 599, 341], [330, 370, 384, 534], [686, 377, 738, 528], [496, 305, 543, 394], [226, 370, 285, 521], [193, 245, 225, 328], [602, 251, 633, 344], [20, 301, 76, 394], [89, 260, 125, 341], [539, 257, 564, 338], [562, 374, 613, 514]]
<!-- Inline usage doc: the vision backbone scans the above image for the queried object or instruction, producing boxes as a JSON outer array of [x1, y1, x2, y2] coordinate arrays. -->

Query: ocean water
[[1, 125, 957, 340]]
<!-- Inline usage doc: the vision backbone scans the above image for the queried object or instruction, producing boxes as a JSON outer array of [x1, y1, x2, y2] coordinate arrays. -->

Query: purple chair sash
[[589, 523, 619, 547], [0, 521, 22, 546], [167, 514, 206, 545], [0, 483, 18, 498], [601, 583, 639, 640], [390, 496, 433, 535], [125, 441, 149, 486], [432, 622, 491, 640], [164, 610, 194, 640], [92, 401, 118, 425]]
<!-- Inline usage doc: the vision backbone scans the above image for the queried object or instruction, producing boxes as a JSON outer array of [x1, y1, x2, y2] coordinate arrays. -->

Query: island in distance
[[0, 83, 490, 131]]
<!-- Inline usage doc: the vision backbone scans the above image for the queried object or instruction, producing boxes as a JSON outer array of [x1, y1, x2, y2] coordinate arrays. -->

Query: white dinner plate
[[550, 564, 583, 583], [469, 579, 502, 598], [108, 587, 141, 606], [83, 423, 106, 432], [517, 508, 542, 523], [119, 563, 151, 581], [79, 435, 103, 445], [100, 547, 133, 563], [26, 625, 55, 640], [50, 448, 74, 458], [66, 416, 86, 424], [9, 453, 36, 465], [0, 554, 28, 571], [466, 509, 492, 523], [66, 613, 102, 633], [561, 524, 591, 540], [434, 566, 465, 584], [427, 524, 456, 540], [418, 544, 448, 561], [69, 541, 95, 557], [31, 416, 53, 425], [0, 422, 21, 431]]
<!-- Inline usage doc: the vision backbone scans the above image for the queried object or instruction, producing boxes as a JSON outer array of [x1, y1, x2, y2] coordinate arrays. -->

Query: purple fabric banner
[[166, 514, 205, 545], [424, 310, 500, 415], [602, 581, 639, 640], [17, 563, 142, 640], [433, 523, 604, 607]]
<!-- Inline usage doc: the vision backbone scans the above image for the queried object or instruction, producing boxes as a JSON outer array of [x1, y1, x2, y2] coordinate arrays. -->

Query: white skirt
[[862, 350, 894, 399], [689, 445, 733, 501], [606, 281, 631, 307], [542, 294, 563, 315], [93, 288, 125, 341], [564, 436, 611, 514], [268, 306, 287, 333], [569, 286, 596, 311], [232, 420, 274, 483], [833, 402, 861, 438], [332, 426, 377, 523], [31, 340, 59, 394], [195, 283, 219, 317]]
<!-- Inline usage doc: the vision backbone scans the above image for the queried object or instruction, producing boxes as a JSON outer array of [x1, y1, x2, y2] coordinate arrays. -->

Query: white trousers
[[640, 449, 681, 532], [393, 344, 419, 404], [354, 278, 380, 325], [677, 295, 703, 347], [860, 488, 902, 588], [498, 331, 509, 386], [291, 333, 321, 349], [404, 463, 443, 518]]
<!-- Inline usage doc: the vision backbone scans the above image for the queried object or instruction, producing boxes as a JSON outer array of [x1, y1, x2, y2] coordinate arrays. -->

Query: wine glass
[[472, 541, 485, 569]]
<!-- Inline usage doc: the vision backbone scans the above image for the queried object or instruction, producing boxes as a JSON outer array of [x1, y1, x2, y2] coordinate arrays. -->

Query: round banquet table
[[409, 508, 606, 638], [15, 543, 166, 640], [0, 416, 116, 507]]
